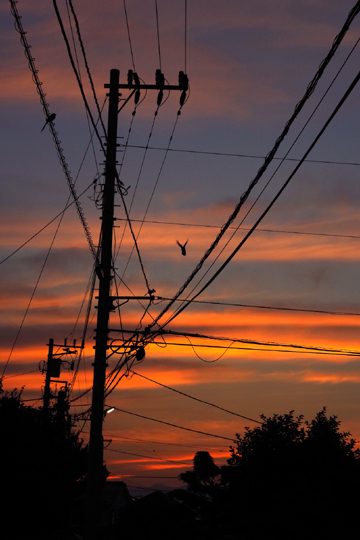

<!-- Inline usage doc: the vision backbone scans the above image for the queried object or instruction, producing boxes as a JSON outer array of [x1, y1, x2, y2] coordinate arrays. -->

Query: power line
[[123, 144, 360, 167], [104, 432, 227, 449], [147, 340, 360, 357], [115, 217, 360, 241], [117, 113, 182, 285], [129, 370, 262, 424], [184, 0, 187, 73], [10, 0, 98, 260], [109, 406, 236, 442], [123, 0, 136, 71], [146, 3, 360, 332], [110, 330, 360, 358], [160, 59, 360, 331], [53, 0, 153, 297], [194, 31, 360, 310], [2, 209, 65, 378], [119, 476, 180, 479], [155, 0, 162, 70], [159, 297, 360, 318], [106, 447, 190, 466], [0, 181, 94, 266], [68, 0, 107, 136], [2, 369, 38, 380], [151, 329, 360, 357]]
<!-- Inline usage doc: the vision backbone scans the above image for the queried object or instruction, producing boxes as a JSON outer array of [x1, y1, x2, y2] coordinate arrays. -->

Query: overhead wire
[[151, 329, 360, 357], [123, 0, 136, 71], [160, 32, 360, 325], [108, 406, 237, 442], [65, 0, 103, 178], [113, 328, 360, 358], [115, 217, 360, 241], [145, 1, 360, 332], [160, 64, 360, 330], [155, 0, 162, 70], [10, 0, 98, 260], [123, 144, 360, 168], [53, 0, 153, 296], [129, 370, 262, 424], [184, 0, 187, 73], [141, 340, 360, 358], [159, 297, 360, 318], [106, 447, 190, 466], [68, 0, 107, 136], [104, 432, 227, 449], [1, 209, 66, 378], [0, 181, 95, 267], [117, 112, 182, 282]]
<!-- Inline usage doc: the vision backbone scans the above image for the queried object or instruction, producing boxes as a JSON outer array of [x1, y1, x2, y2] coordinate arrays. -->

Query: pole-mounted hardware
[[41, 337, 83, 411], [118, 69, 189, 107]]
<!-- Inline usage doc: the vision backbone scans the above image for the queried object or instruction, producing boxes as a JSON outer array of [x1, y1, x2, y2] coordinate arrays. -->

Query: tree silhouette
[[179, 451, 222, 500], [226, 408, 360, 539], [0, 382, 88, 540], [182, 409, 360, 540]]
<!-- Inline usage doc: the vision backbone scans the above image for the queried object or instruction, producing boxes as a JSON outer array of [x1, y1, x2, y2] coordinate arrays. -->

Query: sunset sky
[[2, 0, 360, 496]]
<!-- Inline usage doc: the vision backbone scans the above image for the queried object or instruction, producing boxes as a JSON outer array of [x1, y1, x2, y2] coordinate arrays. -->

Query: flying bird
[[41, 113, 56, 132], [176, 239, 188, 256]]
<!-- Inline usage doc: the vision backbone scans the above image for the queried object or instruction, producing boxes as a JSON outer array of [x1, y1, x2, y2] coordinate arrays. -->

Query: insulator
[[157, 90, 164, 107], [133, 72, 140, 86], [178, 71, 189, 91], [155, 69, 164, 89], [127, 69, 133, 86], [136, 346, 145, 361], [180, 90, 187, 107], [135, 89, 141, 105]]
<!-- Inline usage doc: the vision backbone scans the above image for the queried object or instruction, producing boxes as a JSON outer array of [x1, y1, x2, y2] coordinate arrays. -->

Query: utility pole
[[85, 69, 120, 540], [42, 337, 80, 411], [43, 338, 54, 412], [84, 68, 188, 539]]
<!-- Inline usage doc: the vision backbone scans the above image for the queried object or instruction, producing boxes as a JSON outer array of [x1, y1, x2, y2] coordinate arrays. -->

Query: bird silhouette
[[41, 113, 56, 132], [176, 239, 188, 256]]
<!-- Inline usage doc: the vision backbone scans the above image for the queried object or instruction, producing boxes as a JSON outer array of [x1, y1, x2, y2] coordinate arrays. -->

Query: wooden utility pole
[[84, 67, 188, 539], [43, 338, 54, 412], [85, 69, 120, 540]]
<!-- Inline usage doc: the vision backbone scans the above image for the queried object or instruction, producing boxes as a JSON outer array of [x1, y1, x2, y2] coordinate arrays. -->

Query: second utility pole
[[85, 69, 120, 540]]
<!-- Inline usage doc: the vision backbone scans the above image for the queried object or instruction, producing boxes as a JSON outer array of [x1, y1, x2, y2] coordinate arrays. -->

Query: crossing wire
[[123, 0, 136, 71], [163, 31, 360, 324], [117, 111, 182, 282], [110, 406, 237, 442], [146, 0, 360, 332], [130, 370, 262, 424], [123, 145, 360, 167], [9, 0, 98, 261], [1, 209, 66, 378], [115, 217, 360, 241], [68, 0, 107, 137], [53, 0, 153, 295], [155, 0, 162, 70], [161, 63, 360, 330]]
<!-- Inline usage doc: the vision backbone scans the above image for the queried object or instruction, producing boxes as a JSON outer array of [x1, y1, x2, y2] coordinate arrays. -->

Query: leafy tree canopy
[[0, 381, 88, 540], [179, 451, 222, 499], [181, 409, 360, 540]]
